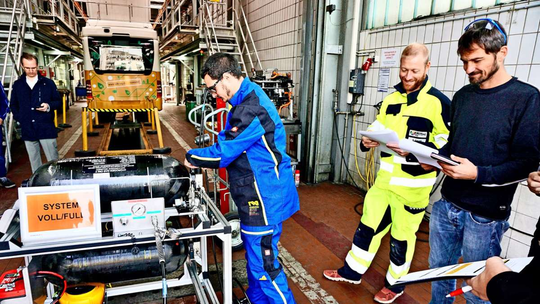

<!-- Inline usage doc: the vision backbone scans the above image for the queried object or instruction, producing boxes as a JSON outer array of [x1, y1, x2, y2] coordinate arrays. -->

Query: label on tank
[[82, 155, 137, 174]]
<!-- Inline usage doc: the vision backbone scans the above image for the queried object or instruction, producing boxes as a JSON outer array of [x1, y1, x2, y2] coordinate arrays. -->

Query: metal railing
[[200, 1, 262, 73], [157, 0, 263, 74], [30, 0, 81, 35], [83, 0, 151, 23], [232, 1, 262, 72], [160, 0, 199, 36], [0, 0, 31, 170]]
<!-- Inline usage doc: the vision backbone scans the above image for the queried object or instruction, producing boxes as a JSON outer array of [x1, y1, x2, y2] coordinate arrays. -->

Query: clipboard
[[390, 257, 533, 287]]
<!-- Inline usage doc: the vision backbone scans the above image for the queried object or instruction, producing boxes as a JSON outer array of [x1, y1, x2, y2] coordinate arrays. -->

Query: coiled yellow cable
[[353, 114, 376, 190]]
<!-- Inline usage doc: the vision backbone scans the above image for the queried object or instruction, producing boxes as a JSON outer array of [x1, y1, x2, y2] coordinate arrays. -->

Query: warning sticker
[[82, 155, 137, 174]]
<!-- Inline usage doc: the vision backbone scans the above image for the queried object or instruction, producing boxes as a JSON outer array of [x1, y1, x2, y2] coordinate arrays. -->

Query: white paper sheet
[[359, 129, 442, 168], [358, 130, 399, 156]]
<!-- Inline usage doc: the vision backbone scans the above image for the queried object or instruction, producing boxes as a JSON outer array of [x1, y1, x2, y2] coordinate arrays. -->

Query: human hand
[[439, 155, 477, 180], [386, 142, 409, 157], [420, 163, 438, 171], [466, 257, 512, 301], [184, 158, 198, 169], [527, 171, 540, 195], [36, 103, 49, 112], [0, 118, 3, 125], [361, 136, 380, 148]]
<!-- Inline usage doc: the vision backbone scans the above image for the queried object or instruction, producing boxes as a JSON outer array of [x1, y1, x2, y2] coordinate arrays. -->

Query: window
[[88, 36, 155, 75], [474, 0, 497, 8], [432, 0, 452, 14], [400, 0, 416, 23], [453, 0, 473, 10], [363, 0, 520, 29]]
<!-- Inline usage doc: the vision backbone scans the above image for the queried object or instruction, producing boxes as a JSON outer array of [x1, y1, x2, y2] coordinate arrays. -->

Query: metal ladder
[[199, 0, 263, 75], [0, 0, 31, 170]]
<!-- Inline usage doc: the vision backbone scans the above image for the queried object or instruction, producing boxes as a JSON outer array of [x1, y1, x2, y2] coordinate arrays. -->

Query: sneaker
[[235, 298, 251, 304], [0, 177, 15, 189], [322, 269, 362, 284], [374, 287, 404, 303]]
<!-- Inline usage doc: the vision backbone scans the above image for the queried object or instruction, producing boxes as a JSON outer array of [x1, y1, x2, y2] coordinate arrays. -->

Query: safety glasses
[[206, 70, 231, 94], [206, 76, 222, 94], [464, 18, 507, 44]]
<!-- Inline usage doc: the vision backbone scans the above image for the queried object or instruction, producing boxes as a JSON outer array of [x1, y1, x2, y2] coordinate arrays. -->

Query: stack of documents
[[359, 130, 459, 169]]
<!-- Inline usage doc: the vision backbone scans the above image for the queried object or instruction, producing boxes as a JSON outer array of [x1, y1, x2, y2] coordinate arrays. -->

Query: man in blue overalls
[[184, 53, 299, 304]]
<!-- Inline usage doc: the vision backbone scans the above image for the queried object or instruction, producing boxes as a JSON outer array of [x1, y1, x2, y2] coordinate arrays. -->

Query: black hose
[[161, 261, 167, 304], [211, 236, 224, 293], [333, 113, 363, 190], [233, 277, 252, 304]]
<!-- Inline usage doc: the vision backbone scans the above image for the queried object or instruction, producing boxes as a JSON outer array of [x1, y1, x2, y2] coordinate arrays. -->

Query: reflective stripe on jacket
[[369, 77, 450, 205]]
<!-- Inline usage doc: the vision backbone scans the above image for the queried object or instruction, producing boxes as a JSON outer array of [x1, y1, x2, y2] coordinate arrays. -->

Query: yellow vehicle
[[77, 20, 169, 156], [82, 20, 162, 110]]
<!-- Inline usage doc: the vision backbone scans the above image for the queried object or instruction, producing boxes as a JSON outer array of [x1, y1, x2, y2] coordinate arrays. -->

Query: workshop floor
[[0, 101, 466, 304]]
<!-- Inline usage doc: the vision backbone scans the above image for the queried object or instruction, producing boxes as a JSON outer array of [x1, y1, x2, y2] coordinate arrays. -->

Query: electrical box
[[349, 68, 365, 95], [111, 197, 165, 238]]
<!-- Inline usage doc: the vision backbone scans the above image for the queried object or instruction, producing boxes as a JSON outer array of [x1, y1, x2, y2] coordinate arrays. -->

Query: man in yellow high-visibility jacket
[[323, 43, 451, 304]]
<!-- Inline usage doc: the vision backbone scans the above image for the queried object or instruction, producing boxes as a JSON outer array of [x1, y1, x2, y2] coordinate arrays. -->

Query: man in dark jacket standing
[[11, 53, 60, 173], [184, 53, 299, 304], [0, 81, 15, 188]]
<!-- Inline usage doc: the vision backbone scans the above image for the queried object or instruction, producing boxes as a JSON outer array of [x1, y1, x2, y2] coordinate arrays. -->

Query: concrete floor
[[0, 101, 466, 303]]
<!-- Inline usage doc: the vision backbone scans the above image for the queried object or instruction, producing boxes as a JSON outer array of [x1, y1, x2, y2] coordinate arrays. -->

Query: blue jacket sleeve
[[186, 106, 265, 169], [0, 82, 8, 121]]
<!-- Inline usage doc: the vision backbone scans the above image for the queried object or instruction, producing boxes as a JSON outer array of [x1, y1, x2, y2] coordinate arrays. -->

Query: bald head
[[401, 43, 430, 65]]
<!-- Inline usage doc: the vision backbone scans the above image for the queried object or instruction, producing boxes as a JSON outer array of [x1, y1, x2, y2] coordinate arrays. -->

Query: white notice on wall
[[381, 48, 400, 67], [378, 68, 391, 92]]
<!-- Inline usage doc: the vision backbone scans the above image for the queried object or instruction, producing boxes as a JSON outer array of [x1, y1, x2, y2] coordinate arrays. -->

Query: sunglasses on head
[[464, 18, 507, 44]]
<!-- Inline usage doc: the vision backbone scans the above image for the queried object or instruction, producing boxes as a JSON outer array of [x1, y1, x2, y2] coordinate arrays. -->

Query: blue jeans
[[429, 198, 509, 304]]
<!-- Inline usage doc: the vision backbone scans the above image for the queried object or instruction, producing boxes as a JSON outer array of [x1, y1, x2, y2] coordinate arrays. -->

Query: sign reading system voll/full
[[19, 184, 101, 245]]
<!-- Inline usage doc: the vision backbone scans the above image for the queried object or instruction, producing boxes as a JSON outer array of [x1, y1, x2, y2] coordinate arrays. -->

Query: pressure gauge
[[131, 203, 147, 216]]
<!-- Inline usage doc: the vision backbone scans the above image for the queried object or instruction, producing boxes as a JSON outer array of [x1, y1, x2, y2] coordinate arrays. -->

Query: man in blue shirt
[[184, 53, 299, 304]]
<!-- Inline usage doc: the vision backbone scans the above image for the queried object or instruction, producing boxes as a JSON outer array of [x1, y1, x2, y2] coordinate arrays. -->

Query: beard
[[402, 75, 425, 93], [469, 61, 500, 85]]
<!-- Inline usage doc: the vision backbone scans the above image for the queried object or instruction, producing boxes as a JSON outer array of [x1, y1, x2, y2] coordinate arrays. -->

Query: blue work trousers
[[240, 223, 296, 304], [429, 198, 509, 304]]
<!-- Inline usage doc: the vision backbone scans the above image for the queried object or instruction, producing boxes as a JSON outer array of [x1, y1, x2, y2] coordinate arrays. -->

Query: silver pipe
[[187, 258, 209, 304], [307, 0, 325, 183]]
